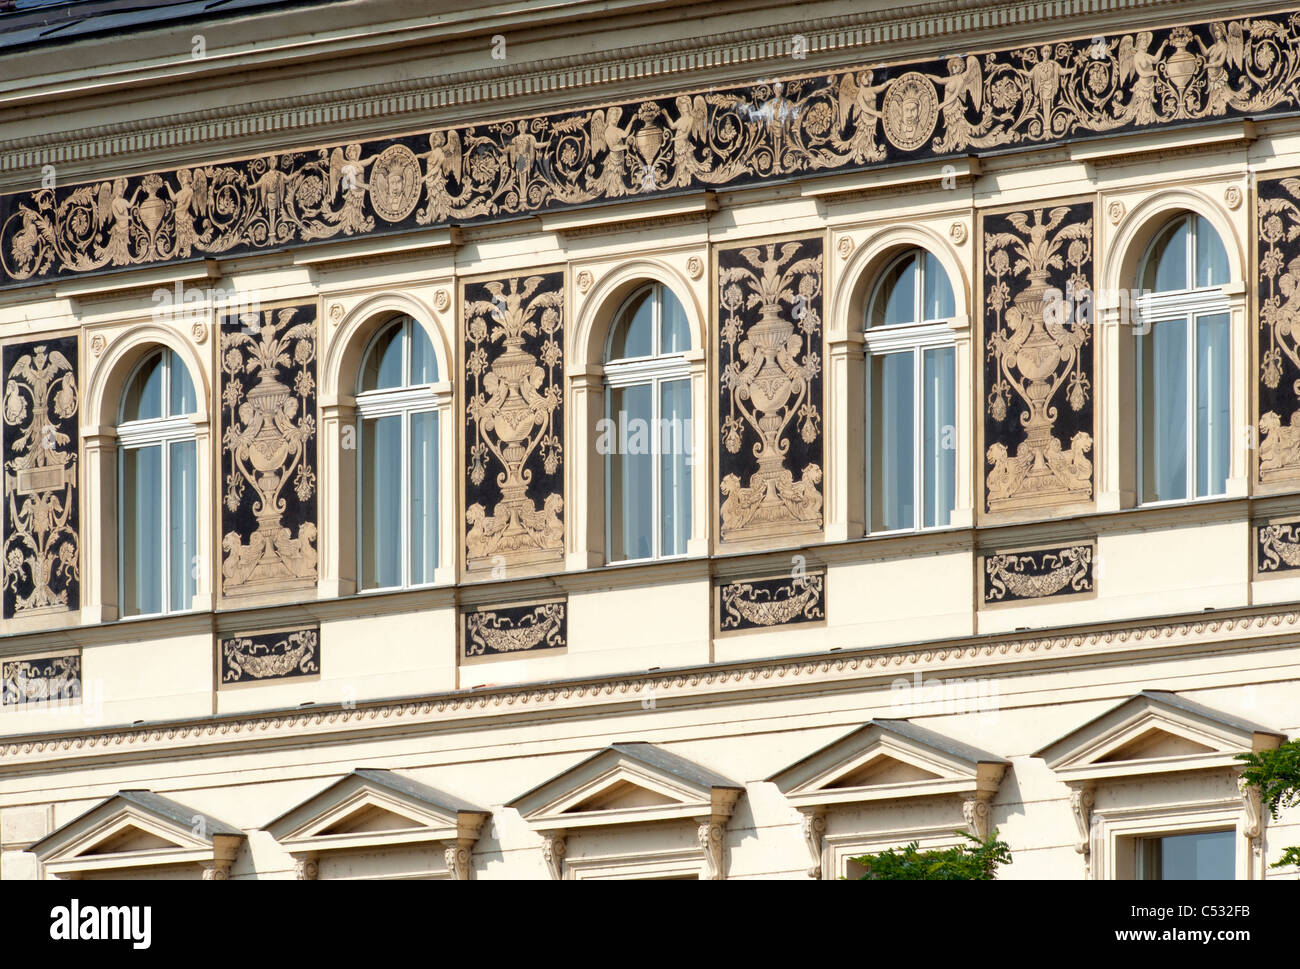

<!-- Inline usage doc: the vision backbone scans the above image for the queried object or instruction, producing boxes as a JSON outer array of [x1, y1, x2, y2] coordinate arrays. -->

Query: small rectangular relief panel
[[1256, 518, 1300, 576], [982, 543, 1094, 605], [1, 653, 80, 705], [462, 598, 567, 659], [219, 627, 320, 685], [716, 569, 826, 633]]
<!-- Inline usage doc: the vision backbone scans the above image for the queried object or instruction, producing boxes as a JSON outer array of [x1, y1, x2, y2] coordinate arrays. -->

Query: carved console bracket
[[541, 831, 567, 880], [799, 808, 827, 880]]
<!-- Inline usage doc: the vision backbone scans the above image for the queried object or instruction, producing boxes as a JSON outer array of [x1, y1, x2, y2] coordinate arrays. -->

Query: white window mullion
[[913, 346, 924, 532]]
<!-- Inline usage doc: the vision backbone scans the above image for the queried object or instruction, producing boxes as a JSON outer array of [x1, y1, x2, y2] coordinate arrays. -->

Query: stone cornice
[[0, 0, 1262, 183], [3, 601, 1300, 771]]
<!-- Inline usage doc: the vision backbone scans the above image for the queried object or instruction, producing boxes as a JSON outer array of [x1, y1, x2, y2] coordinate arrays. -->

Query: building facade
[[0, 0, 1298, 880]]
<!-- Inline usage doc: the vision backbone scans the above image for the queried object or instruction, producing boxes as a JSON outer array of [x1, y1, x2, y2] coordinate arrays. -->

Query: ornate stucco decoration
[[983, 543, 1094, 603], [220, 628, 320, 684], [463, 272, 565, 570], [1257, 175, 1300, 482], [718, 571, 825, 631], [2, 335, 80, 618], [220, 304, 319, 597], [1, 653, 80, 705], [1256, 520, 1300, 574], [718, 238, 824, 543], [463, 600, 567, 657], [983, 203, 1094, 513], [5, 16, 1294, 287]]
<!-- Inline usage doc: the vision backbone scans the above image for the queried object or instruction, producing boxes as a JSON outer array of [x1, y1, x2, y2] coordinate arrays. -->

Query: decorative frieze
[[462, 271, 565, 572], [4, 15, 1294, 286], [2, 334, 80, 618], [1256, 519, 1300, 575], [220, 627, 320, 684], [718, 570, 826, 631], [983, 202, 1094, 513], [717, 236, 824, 544], [983, 543, 1094, 603], [463, 599, 567, 658], [1257, 174, 1300, 483], [219, 303, 319, 598], [1, 653, 80, 705]]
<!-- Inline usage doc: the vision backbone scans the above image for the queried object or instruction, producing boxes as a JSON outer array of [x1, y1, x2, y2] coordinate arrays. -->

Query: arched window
[[1136, 213, 1231, 504], [603, 282, 692, 562], [864, 248, 956, 532], [117, 348, 198, 616], [355, 316, 438, 589]]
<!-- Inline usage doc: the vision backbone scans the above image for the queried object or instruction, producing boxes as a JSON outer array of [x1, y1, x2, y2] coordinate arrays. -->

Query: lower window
[[1135, 829, 1234, 880]]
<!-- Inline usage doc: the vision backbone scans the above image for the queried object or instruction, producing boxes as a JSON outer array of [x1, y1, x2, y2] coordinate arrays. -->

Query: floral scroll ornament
[[984, 545, 1092, 602], [1257, 178, 1300, 481], [2, 343, 79, 616], [220, 307, 319, 593], [718, 242, 823, 541], [984, 207, 1094, 511], [464, 276, 564, 568]]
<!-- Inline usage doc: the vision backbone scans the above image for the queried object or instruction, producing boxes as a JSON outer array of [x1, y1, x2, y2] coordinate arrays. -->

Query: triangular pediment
[[1035, 691, 1285, 780], [508, 743, 743, 831], [30, 791, 245, 879], [264, 769, 489, 855], [768, 720, 1009, 808]]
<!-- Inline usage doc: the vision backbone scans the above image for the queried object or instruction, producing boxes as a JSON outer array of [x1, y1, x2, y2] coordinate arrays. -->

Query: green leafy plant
[[1237, 739, 1300, 870], [849, 830, 1011, 880]]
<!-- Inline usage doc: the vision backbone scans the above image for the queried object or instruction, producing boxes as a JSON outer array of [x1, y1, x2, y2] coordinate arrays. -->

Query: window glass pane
[[922, 252, 955, 321], [168, 439, 197, 612], [922, 347, 955, 528], [659, 287, 691, 356], [1143, 218, 1189, 293], [609, 383, 654, 560], [361, 415, 403, 588], [360, 322, 405, 392], [1196, 313, 1230, 498], [609, 288, 654, 361], [409, 322, 437, 385], [659, 379, 692, 556], [870, 253, 917, 327], [123, 445, 163, 616], [168, 353, 197, 417], [122, 352, 165, 422], [1140, 317, 1188, 502], [870, 351, 915, 530], [1194, 217, 1230, 289], [409, 411, 438, 585], [1138, 830, 1235, 880]]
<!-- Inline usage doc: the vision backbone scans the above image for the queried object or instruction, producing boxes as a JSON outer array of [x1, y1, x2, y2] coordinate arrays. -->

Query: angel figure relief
[[984, 206, 1094, 511], [1257, 178, 1300, 481], [588, 107, 631, 198], [2, 342, 79, 616], [324, 144, 377, 236], [220, 307, 319, 595], [463, 275, 565, 568], [666, 94, 714, 187], [1198, 22, 1248, 116], [931, 55, 1004, 152], [718, 241, 824, 542], [834, 70, 889, 163], [1114, 32, 1170, 126]]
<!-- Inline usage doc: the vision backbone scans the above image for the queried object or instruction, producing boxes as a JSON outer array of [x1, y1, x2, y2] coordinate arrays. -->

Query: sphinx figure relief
[[5, 17, 1297, 287], [2, 336, 80, 618], [983, 203, 1094, 512], [463, 272, 565, 569], [717, 238, 824, 543], [1257, 176, 1300, 483], [220, 305, 319, 596]]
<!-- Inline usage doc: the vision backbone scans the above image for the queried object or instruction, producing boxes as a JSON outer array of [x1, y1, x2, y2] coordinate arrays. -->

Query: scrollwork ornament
[[1258, 176, 1300, 481]]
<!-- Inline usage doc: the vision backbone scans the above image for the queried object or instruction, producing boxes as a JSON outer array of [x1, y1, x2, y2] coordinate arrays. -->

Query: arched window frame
[[115, 348, 199, 618], [602, 282, 693, 564], [862, 248, 958, 534], [1134, 212, 1232, 506], [353, 315, 440, 592]]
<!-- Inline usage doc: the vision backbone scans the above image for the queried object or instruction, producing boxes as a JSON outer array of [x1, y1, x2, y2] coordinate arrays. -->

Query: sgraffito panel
[[717, 237, 823, 543], [718, 571, 825, 632], [1, 653, 80, 704], [463, 271, 565, 572], [1258, 175, 1300, 483], [1257, 520, 1300, 575], [219, 303, 319, 597], [983, 202, 1094, 513], [2, 335, 80, 618], [463, 600, 567, 658], [983, 544, 1094, 603], [5, 16, 1296, 286], [221, 627, 320, 684]]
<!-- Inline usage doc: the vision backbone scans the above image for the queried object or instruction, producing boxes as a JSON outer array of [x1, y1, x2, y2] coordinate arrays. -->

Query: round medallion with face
[[882, 72, 939, 152]]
